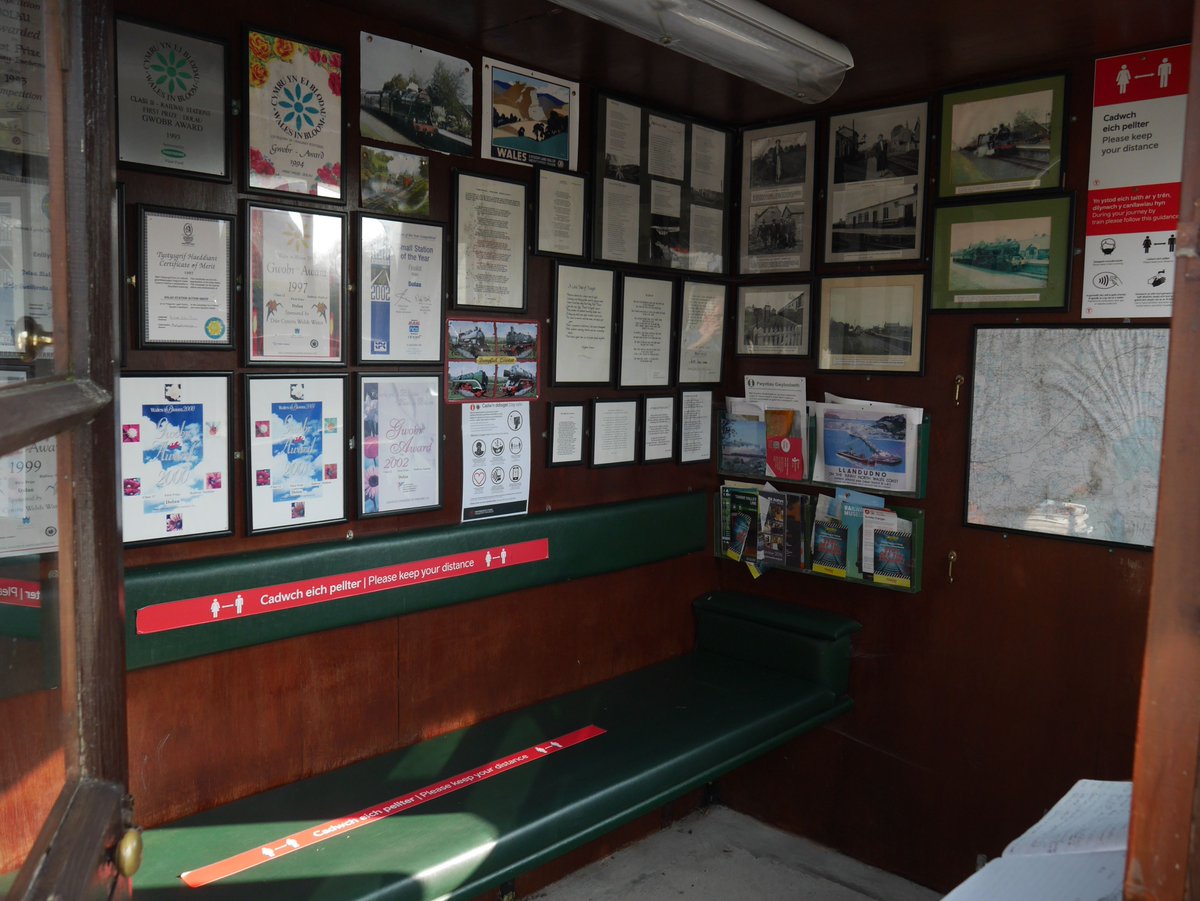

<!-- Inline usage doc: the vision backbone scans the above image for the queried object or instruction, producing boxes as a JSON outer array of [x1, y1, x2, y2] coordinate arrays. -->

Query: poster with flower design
[[246, 29, 343, 200]]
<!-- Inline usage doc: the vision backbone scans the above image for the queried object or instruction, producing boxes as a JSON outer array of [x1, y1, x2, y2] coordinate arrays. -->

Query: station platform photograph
[[2, 0, 1199, 898]]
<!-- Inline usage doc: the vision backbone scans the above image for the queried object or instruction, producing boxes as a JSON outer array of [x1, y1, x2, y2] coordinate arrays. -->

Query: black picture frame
[[641, 394, 675, 464], [676, 278, 728, 386], [617, 273, 675, 389], [547, 401, 587, 467], [589, 397, 639, 468], [137, 204, 236, 350], [532, 166, 589, 260], [452, 170, 529, 313], [552, 262, 617, 387], [816, 273, 927, 375], [678, 389, 714, 464], [734, 282, 812, 358]]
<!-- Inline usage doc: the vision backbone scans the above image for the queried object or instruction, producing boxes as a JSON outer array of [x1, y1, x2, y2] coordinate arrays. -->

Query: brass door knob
[[115, 828, 143, 878], [14, 316, 53, 363]]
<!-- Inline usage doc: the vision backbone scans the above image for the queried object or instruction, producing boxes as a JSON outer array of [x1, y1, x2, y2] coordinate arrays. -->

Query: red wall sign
[[0, 578, 41, 609], [176, 724, 605, 888], [136, 538, 550, 634]]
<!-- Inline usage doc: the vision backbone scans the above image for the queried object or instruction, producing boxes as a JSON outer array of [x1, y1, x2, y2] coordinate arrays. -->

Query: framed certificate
[[118, 374, 231, 544], [552, 263, 615, 386], [138, 206, 234, 348], [679, 389, 713, 464], [246, 203, 344, 364], [642, 395, 675, 463], [246, 374, 346, 533], [677, 280, 726, 384], [590, 398, 638, 468], [618, 274, 674, 389], [116, 20, 229, 179], [359, 374, 441, 517], [246, 28, 343, 200], [358, 215, 444, 363], [533, 167, 587, 259], [548, 401, 586, 467], [0, 368, 58, 559], [454, 172, 528, 311]]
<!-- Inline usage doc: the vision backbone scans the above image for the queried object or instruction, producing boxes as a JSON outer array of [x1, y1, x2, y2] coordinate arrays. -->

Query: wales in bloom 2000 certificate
[[247, 375, 345, 532], [248, 204, 343, 363], [118, 375, 231, 544], [247, 30, 342, 199]]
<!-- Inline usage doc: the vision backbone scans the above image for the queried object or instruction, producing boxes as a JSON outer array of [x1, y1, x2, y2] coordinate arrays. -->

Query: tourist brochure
[[757, 489, 808, 571], [719, 412, 767, 479], [942, 780, 1130, 901], [811, 517, 848, 577], [810, 400, 921, 493]]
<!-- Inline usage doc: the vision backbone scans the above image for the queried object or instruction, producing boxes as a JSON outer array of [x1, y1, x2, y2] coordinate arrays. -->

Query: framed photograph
[[533, 167, 587, 259], [360, 32, 473, 156], [359, 374, 441, 517], [454, 171, 528, 311], [118, 374, 231, 544], [590, 398, 638, 468], [138, 205, 234, 348], [446, 317, 540, 402], [246, 374, 346, 533], [0, 367, 57, 559], [246, 29, 343, 200], [360, 146, 431, 218], [817, 274, 925, 374], [736, 284, 811, 357], [825, 101, 928, 264], [116, 19, 229, 179], [967, 325, 1169, 547], [246, 203, 344, 364], [358, 215, 444, 362], [618, 274, 674, 389], [931, 194, 1073, 311], [938, 74, 1067, 198], [482, 57, 579, 170], [548, 401, 586, 467], [739, 121, 816, 274], [642, 395, 675, 463], [553, 263, 615, 386], [677, 280, 726, 384], [679, 389, 713, 464]]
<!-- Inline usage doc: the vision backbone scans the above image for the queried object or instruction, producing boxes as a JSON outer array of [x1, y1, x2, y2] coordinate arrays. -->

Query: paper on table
[[1004, 780, 1131, 857], [942, 850, 1124, 901]]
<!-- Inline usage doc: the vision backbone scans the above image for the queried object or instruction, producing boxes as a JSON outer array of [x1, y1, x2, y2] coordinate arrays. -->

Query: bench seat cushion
[[135, 653, 849, 900]]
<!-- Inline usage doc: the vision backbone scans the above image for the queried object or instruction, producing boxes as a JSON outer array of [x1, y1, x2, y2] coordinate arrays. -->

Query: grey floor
[[526, 806, 942, 901]]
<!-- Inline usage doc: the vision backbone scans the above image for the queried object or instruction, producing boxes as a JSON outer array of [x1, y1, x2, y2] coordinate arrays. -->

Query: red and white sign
[[0, 578, 40, 608], [1084, 44, 1189, 318], [177, 724, 605, 888], [136, 538, 549, 634]]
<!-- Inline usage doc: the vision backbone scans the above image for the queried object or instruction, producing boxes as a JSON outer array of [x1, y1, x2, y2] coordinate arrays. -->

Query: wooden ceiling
[[338, 0, 1193, 122]]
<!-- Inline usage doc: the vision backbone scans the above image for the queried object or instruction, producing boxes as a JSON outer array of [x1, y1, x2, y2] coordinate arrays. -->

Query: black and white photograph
[[741, 121, 815, 273], [747, 203, 803, 259], [749, 133, 808, 191], [818, 274, 925, 374], [826, 102, 927, 264], [736, 285, 811, 357], [359, 32, 473, 157]]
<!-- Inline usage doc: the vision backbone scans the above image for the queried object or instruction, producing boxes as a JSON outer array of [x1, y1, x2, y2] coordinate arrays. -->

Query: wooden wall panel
[[0, 688, 65, 873]]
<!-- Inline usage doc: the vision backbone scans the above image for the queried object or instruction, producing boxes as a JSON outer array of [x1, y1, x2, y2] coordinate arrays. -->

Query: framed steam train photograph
[[938, 74, 1067, 198], [931, 194, 1073, 311]]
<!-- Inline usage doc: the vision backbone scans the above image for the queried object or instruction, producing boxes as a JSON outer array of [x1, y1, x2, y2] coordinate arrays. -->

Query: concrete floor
[[526, 806, 942, 901]]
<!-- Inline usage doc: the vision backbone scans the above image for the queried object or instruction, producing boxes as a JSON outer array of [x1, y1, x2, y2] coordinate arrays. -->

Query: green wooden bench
[[133, 591, 860, 899]]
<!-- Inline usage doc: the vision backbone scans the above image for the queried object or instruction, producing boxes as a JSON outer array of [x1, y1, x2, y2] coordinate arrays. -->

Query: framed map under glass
[[966, 325, 1169, 548]]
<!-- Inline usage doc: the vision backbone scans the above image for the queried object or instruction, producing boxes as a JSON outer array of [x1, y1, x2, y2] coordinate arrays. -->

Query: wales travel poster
[[118, 376, 230, 544], [482, 58, 578, 170]]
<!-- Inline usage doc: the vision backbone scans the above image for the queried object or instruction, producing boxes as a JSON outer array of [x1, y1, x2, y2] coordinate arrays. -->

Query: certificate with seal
[[116, 20, 228, 178], [359, 374, 442, 517], [139, 206, 233, 347], [247, 204, 344, 364], [246, 29, 343, 200]]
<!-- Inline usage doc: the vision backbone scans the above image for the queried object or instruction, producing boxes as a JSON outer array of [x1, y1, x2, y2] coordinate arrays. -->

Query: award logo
[[143, 41, 200, 102], [182, 222, 194, 246], [271, 75, 327, 140]]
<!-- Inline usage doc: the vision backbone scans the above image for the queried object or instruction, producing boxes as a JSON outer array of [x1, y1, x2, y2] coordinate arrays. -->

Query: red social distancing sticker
[[177, 724, 605, 888]]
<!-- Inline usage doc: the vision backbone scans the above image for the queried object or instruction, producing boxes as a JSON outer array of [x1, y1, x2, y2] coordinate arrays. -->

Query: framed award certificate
[[359, 374, 442, 516], [454, 172, 527, 311], [118, 374, 232, 544], [358, 215, 444, 363], [246, 28, 343, 200], [677, 280, 727, 384], [0, 368, 58, 559], [246, 203, 345, 364], [116, 20, 229, 179], [138, 206, 234, 347], [246, 374, 346, 532]]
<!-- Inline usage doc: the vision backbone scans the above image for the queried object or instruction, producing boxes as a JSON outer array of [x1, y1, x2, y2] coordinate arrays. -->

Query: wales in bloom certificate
[[360, 375, 441, 516], [140, 207, 233, 346], [247, 376, 345, 532], [359, 217, 444, 362], [248, 205, 343, 363], [118, 375, 230, 544], [247, 30, 342, 199], [0, 370, 57, 559]]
